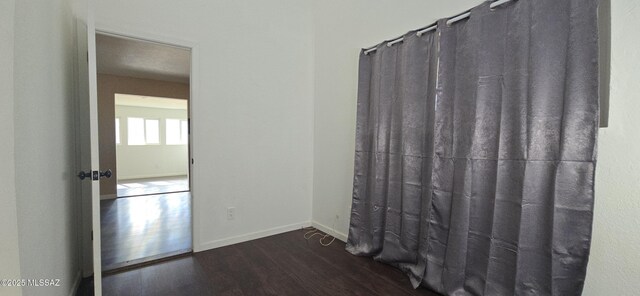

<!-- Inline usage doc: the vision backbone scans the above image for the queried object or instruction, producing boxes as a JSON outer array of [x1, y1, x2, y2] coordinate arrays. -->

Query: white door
[[75, 16, 104, 296]]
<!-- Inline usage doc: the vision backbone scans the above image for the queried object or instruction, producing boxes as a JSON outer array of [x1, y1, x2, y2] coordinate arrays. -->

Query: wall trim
[[312, 220, 348, 242], [194, 221, 311, 252], [68, 270, 81, 296]]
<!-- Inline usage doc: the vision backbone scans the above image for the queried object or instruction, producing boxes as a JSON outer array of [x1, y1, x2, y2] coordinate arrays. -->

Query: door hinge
[[91, 231, 93, 241]]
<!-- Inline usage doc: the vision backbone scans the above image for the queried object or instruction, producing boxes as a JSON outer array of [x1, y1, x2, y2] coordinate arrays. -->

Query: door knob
[[100, 169, 112, 179], [77, 169, 112, 180], [77, 170, 92, 180]]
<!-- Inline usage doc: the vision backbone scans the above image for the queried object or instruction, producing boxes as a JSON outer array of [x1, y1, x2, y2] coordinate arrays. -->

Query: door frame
[[90, 22, 200, 272]]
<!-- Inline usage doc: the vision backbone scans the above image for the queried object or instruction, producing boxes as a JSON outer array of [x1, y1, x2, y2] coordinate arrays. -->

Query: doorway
[[95, 32, 193, 272]]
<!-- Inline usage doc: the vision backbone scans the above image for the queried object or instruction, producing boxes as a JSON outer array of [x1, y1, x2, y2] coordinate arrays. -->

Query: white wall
[[311, 0, 479, 240], [95, 0, 315, 251], [583, 0, 640, 294], [115, 105, 189, 180], [0, 0, 22, 295], [12, 0, 80, 295]]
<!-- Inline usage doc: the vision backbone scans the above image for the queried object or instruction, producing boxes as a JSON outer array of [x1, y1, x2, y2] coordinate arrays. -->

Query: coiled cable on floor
[[302, 218, 337, 247]]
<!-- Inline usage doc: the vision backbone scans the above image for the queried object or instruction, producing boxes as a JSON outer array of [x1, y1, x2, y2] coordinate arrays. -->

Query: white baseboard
[[100, 194, 116, 200], [311, 220, 348, 242], [68, 270, 81, 296], [194, 221, 312, 252]]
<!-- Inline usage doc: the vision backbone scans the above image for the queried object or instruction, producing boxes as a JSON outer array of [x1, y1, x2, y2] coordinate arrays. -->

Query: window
[[115, 118, 121, 144], [166, 119, 188, 145], [128, 117, 145, 145], [145, 119, 160, 144], [127, 117, 160, 145]]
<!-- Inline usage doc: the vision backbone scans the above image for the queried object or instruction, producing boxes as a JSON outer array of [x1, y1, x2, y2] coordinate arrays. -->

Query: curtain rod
[[363, 0, 515, 55]]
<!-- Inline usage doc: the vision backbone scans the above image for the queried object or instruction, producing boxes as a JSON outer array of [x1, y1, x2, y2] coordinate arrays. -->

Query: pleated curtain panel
[[346, 0, 600, 295]]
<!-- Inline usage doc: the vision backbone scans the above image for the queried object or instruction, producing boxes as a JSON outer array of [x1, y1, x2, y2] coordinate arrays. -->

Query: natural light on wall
[[115, 118, 121, 144]]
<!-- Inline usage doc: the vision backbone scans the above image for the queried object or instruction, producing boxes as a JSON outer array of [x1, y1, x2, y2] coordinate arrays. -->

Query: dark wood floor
[[101, 192, 192, 270], [79, 229, 440, 296]]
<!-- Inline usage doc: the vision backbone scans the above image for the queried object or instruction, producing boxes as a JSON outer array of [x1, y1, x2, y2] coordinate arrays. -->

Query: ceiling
[[96, 33, 191, 84]]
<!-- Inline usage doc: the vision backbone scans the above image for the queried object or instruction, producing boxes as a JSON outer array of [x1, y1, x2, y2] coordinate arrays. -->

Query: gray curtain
[[346, 1, 600, 295]]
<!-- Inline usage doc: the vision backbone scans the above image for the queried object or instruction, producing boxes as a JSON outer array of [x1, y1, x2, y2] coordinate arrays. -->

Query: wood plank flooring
[[101, 192, 192, 271], [79, 229, 441, 296]]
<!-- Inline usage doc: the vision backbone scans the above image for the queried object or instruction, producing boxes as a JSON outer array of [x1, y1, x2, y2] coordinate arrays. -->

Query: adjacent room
[[95, 34, 193, 271], [2, 0, 639, 296]]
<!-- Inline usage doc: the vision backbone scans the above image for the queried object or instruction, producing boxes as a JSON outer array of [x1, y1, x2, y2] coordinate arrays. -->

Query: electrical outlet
[[227, 207, 235, 220]]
